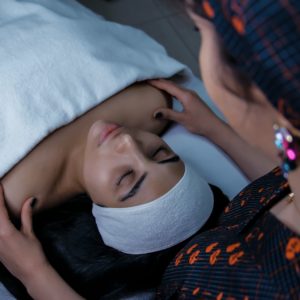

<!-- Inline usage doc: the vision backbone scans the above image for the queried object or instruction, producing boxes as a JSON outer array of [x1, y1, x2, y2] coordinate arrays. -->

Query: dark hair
[[0, 185, 228, 300]]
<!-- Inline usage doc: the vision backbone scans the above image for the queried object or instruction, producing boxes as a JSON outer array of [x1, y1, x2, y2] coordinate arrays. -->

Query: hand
[[184, 0, 216, 35], [149, 79, 223, 137], [183, 4, 252, 125], [0, 183, 47, 284], [184, 6, 280, 159]]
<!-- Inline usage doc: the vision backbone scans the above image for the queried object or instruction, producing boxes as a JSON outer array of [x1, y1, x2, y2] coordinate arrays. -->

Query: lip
[[98, 123, 122, 146]]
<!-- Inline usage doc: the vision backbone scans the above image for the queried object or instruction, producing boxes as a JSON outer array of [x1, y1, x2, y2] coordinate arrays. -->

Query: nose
[[115, 133, 147, 161], [115, 133, 149, 166]]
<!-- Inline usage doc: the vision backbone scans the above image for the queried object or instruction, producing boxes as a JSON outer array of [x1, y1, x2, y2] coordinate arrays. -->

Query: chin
[[88, 120, 107, 140]]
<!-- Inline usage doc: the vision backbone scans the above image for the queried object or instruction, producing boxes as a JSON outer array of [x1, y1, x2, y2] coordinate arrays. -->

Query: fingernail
[[154, 112, 163, 119], [30, 198, 37, 208]]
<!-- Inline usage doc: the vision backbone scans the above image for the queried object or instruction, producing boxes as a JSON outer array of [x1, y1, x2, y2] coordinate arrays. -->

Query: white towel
[[92, 163, 214, 254], [0, 0, 185, 177]]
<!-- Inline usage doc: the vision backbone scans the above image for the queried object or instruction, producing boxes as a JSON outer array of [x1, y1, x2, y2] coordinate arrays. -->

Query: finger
[[0, 183, 13, 231], [153, 108, 183, 124], [184, 2, 215, 33], [148, 79, 192, 106], [21, 197, 36, 237], [0, 184, 8, 215]]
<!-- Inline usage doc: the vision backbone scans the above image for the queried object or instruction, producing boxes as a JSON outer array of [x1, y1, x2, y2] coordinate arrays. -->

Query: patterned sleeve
[[197, 0, 300, 128]]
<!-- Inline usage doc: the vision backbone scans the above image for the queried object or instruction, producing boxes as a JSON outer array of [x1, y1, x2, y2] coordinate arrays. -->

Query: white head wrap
[[92, 163, 214, 254]]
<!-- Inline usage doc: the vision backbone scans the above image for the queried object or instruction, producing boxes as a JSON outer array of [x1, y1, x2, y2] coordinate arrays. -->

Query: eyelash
[[116, 146, 170, 186], [126, 185, 139, 198], [116, 169, 133, 186], [151, 146, 169, 158]]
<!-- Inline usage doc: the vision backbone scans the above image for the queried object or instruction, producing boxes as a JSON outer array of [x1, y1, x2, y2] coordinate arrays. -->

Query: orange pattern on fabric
[[216, 292, 223, 300], [206, 242, 219, 253], [192, 287, 200, 296], [175, 253, 184, 266], [229, 251, 244, 265], [189, 250, 201, 265], [210, 249, 221, 265], [259, 196, 266, 203], [258, 232, 264, 240], [187, 243, 198, 254], [231, 16, 245, 35], [227, 224, 239, 230], [241, 200, 246, 207], [244, 296, 249, 300], [225, 206, 230, 213], [245, 227, 260, 242], [285, 237, 300, 260], [245, 233, 253, 242], [202, 0, 215, 18], [272, 167, 281, 174], [258, 187, 264, 193], [226, 243, 241, 253], [203, 290, 212, 296]]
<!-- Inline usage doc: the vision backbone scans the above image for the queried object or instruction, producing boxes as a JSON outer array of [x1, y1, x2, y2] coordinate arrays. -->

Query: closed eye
[[118, 146, 180, 202], [116, 146, 171, 187], [151, 146, 170, 160], [120, 152, 180, 202], [116, 169, 133, 186]]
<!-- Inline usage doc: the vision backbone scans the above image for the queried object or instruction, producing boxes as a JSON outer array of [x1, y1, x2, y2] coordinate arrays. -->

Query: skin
[[0, 2, 299, 299], [0, 82, 184, 299], [83, 122, 183, 208], [1, 82, 183, 216], [182, 5, 300, 235]]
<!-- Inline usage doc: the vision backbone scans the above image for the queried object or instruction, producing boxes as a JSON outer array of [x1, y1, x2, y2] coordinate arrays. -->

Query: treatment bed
[[0, 0, 249, 298]]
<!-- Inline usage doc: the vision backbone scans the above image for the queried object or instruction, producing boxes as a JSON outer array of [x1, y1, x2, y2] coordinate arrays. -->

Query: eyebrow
[[120, 155, 180, 201], [120, 172, 147, 202]]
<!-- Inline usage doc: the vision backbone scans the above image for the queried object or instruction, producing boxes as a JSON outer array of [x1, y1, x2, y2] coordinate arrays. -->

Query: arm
[[24, 264, 84, 300], [0, 184, 84, 300], [184, 7, 281, 163], [149, 79, 275, 181]]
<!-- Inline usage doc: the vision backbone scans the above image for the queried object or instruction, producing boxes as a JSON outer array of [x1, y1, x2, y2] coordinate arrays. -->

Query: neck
[[56, 134, 86, 201]]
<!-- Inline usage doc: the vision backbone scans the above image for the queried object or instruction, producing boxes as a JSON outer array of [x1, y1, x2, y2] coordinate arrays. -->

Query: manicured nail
[[30, 198, 37, 208], [154, 112, 163, 119]]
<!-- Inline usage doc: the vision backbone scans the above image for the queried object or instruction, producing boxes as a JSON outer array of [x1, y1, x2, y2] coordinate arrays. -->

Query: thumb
[[153, 108, 183, 123], [21, 197, 36, 237]]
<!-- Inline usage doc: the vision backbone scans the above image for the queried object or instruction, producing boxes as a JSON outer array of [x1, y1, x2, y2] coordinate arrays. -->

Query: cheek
[[83, 155, 112, 205]]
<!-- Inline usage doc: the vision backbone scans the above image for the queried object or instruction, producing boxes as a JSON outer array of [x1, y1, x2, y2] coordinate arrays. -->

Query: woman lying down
[[0, 81, 273, 299]]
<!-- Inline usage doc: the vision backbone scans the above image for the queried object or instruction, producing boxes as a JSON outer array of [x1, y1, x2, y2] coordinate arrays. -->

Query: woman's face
[[83, 120, 184, 208]]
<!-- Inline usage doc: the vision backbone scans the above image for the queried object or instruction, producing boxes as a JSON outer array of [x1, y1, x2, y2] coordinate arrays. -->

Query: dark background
[[77, 0, 200, 77]]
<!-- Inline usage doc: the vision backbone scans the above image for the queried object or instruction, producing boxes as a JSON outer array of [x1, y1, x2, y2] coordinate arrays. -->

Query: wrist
[[22, 261, 52, 292], [196, 117, 228, 141], [24, 261, 84, 300], [207, 121, 236, 147]]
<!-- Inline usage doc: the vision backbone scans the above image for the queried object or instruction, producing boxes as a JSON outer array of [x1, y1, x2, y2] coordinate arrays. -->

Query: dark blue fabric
[[157, 167, 300, 299], [196, 0, 300, 129]]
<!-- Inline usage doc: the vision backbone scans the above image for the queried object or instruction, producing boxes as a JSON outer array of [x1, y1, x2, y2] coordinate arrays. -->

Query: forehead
[[122, 159, 185, 208]]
